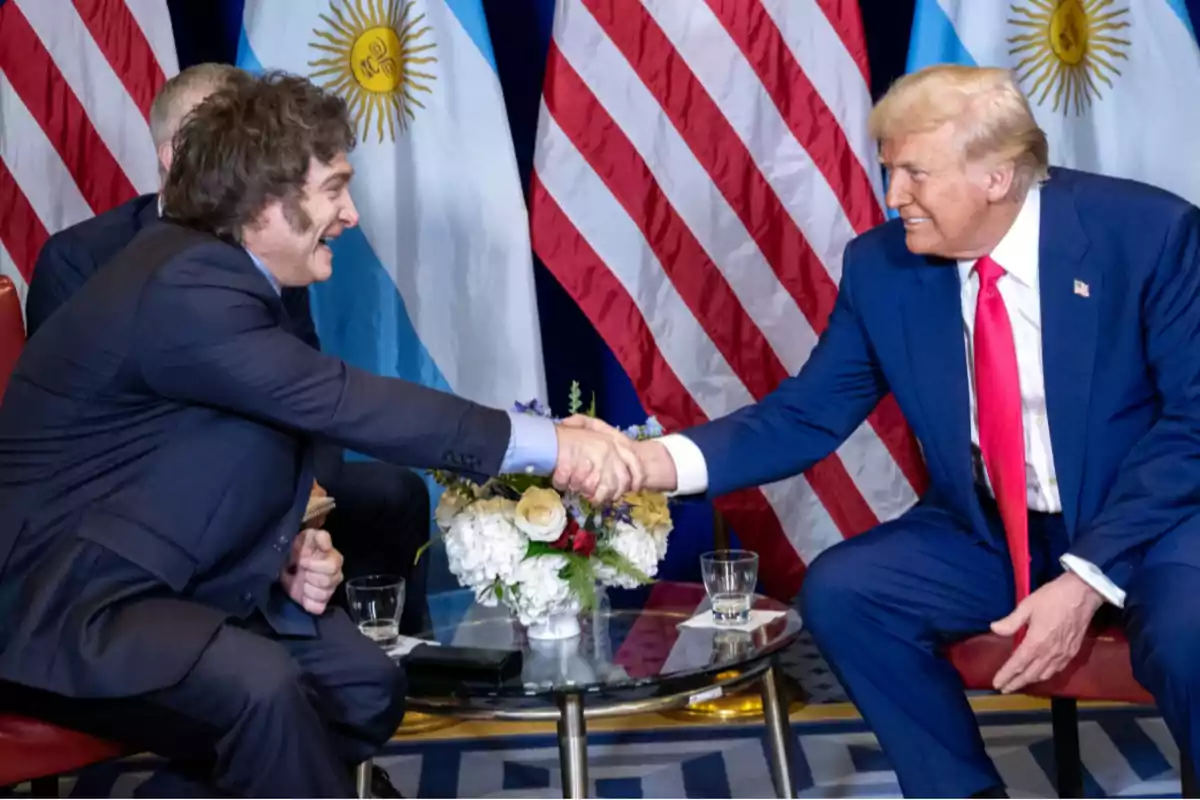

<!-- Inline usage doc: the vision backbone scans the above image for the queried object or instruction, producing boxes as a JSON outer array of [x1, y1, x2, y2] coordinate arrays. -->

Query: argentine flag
[[237, 0, 546, 410], [907, 0, 1200, 207]]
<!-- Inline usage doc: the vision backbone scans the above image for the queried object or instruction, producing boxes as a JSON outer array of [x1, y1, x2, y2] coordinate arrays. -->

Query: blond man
[[577, 64, 1200, 796]]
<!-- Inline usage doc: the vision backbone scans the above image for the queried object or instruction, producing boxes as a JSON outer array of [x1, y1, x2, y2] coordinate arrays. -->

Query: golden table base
[[662, 670, 806, 723], [393, 710, 461, 736]]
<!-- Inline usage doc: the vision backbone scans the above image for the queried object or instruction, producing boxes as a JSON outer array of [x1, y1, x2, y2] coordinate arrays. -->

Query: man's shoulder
[[41, 194, 160, 268], [1047, 167, 1196, 223]]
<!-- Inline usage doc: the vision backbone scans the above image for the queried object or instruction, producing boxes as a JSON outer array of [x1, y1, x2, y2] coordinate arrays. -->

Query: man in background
[[25, 63, 434, 634]]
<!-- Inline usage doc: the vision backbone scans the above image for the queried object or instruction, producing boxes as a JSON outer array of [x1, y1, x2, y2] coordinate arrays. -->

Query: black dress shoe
[[369, 764, 404, 798]]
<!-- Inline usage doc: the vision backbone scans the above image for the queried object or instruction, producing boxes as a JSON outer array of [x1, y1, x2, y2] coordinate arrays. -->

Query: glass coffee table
[[402, 581, 803, 798]]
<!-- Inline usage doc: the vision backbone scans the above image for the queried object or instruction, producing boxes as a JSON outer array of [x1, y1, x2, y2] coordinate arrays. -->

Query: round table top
[[404, 581, 802, 714]]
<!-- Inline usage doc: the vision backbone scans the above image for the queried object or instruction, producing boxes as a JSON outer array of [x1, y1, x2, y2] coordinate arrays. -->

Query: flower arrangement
[[428, 383, 673, 636]]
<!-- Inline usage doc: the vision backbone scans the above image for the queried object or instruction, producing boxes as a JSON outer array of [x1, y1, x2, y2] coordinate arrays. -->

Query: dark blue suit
[[685, 169, 1200, 796], [0, 223, 510, 795], [26, 194, 433, 634]]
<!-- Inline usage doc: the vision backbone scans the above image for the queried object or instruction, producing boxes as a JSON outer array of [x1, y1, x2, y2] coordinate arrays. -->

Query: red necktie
[[973, 255, 1030, 605]]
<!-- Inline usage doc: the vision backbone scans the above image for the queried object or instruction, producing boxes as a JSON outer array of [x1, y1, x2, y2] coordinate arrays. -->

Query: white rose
[[514, 487, 568, 542]]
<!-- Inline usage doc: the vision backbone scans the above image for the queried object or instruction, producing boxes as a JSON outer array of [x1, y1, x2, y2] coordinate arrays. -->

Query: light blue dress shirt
[[243, 249, 558, 475]]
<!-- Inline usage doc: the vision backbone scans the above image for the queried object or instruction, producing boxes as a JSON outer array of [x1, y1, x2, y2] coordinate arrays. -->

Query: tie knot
[[975, 254, 1006, 287]]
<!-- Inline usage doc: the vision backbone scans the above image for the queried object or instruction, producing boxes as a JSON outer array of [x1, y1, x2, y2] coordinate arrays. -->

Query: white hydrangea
[[596, 521, 660, 589], [507, 554, 579, 626], [443, 498, 527, 603]]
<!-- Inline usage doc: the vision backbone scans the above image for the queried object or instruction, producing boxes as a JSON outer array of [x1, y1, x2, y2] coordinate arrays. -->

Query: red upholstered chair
[[947, 620, 1199, 797], [0, 275, 129, 796]]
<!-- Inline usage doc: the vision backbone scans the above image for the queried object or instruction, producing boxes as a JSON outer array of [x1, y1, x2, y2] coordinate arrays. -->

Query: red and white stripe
[[0, 0, 177, 309], [531, 0, 929, 600]]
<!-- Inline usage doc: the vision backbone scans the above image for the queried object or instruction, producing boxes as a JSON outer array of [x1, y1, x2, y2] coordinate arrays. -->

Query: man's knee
[[231, 646, 308, 716], [340, 647, 407, 746], [800, 540, 874, 643]]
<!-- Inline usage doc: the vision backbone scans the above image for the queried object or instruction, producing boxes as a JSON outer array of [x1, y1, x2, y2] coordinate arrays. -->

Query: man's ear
[[157, 140, 174, 178], [984, 161, 1017, 202]]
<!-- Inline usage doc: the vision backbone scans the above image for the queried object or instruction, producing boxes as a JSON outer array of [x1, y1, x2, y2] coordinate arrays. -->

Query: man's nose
[[342, 197, 360, 228], [884, 172, 909, 209]]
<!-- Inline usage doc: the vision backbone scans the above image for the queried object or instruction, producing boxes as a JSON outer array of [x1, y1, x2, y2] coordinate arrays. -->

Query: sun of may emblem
[[1007, 0, 1131, 115], [308, 0, 437, 142]]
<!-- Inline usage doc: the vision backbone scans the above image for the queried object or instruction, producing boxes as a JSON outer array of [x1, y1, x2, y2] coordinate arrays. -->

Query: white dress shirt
[[658, 186, 1125, 606]]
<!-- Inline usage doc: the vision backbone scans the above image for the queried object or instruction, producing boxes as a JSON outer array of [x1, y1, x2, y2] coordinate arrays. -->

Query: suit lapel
[[1038, 176, 1096, 535], [901, 257, 977, 513]]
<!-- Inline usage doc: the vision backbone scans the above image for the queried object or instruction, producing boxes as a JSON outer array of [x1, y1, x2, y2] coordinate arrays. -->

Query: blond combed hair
[[149, 63, 244, 149], [869, 64, 1049, 197]]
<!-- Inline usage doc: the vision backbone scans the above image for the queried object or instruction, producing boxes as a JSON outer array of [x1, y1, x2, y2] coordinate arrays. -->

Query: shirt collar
[[244, 248, 282, 296], [958, 185, 1041, 288]]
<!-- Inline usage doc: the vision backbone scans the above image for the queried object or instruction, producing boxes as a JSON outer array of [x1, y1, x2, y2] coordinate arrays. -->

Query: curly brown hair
[[161, 70, 357, 241]]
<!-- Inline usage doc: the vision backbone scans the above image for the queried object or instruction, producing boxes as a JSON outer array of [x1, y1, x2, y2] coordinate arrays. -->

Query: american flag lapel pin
[[1073, 279, 1090, 298]]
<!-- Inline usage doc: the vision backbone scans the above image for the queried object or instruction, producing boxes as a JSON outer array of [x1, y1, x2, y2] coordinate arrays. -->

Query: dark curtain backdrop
[[165, 0, 1200, 584]]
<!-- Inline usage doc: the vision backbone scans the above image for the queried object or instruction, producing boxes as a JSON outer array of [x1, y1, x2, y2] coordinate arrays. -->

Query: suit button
[[241, 591, 254, 603]]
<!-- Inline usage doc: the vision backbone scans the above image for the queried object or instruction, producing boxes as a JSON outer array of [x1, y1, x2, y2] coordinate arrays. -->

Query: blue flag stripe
[[1167, 0, 1199, 41], [905, 0, 976, 72], [442, 0, 498, 74]]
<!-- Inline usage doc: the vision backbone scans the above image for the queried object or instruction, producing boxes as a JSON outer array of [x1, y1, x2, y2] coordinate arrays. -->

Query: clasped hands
[[551, 415, 677, 502]]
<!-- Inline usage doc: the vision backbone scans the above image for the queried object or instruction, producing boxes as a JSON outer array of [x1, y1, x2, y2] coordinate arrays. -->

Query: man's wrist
[[634, 439, 678, 492], [1062, 570, 1106, 612]]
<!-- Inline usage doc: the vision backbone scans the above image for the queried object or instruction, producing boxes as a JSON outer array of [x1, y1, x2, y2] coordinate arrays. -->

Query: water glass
[[700, 550, 759, 626], [345, 574, 405, 648]]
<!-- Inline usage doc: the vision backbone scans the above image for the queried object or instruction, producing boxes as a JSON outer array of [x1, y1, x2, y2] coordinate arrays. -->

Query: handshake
[[551, 415, 678, 502]]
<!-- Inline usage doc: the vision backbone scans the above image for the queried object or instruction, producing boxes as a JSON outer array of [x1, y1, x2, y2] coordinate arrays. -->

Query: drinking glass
[[700, 550, 759, 625], [345, 574, 405, 648]]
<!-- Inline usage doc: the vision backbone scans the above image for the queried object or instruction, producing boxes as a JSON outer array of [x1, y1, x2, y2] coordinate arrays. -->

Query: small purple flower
[[512, 398, 554, 419]]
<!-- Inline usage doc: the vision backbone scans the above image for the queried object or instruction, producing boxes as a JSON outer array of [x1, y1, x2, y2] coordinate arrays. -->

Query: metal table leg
[[556, 692, 589, 798], [354, 759, 372, 798], [760, 662, 796, 798]]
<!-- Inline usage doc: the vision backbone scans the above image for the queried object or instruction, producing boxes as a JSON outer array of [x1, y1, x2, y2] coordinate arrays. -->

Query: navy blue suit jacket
[[0, 222, 509, 698], [686, 168, 1200, 590]]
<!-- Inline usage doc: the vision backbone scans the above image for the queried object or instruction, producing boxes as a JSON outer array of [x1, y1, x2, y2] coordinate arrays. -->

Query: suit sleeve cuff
[[500, 412, 559, 475], [1060, 553, 1127, 608], [657, 433, 709, 496]]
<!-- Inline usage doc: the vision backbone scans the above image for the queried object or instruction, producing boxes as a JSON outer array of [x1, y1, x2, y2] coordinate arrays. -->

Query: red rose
[[551, 517, 581, 551], [571, 528, 596, 558]]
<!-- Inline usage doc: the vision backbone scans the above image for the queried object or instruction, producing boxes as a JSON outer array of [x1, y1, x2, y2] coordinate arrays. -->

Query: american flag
[[530, 0, 929, 600], [0, 0, 178, 308]]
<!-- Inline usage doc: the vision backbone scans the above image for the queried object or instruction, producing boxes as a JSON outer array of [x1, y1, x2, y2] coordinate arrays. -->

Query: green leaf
[[525, 540, 564, 558], [494, 583, 504, 601], [494, 473, 552, 495], [412, 538, 433, 566], [568, 380, 583, 415], [594, 546, 654, 585], [586, 391, 597, 418], [562, 555, 597, 611]]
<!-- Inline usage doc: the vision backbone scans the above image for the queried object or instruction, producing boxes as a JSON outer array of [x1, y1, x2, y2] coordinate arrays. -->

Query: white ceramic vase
[[526, 610, 582, 640]]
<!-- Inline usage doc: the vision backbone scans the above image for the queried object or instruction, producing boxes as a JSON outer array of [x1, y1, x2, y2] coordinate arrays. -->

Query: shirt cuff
[[657, 433, 709, 495], [1060, 553, 1127, 608], [500, 412, 559, 475]]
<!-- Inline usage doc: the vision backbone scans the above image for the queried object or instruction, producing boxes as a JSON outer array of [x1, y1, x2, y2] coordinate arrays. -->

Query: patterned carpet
[[6, 704, 1187, 798]]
